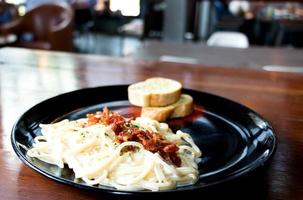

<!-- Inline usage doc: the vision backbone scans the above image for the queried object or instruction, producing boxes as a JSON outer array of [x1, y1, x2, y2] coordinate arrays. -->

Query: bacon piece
[[163, 144, 179, 153], [115, 127, 181, 166], [86, 108, 181, 166], [86, 107, 125, 134]]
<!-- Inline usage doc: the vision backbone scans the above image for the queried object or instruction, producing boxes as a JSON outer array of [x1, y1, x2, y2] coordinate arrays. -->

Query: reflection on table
[[0, 47, 303, 200]]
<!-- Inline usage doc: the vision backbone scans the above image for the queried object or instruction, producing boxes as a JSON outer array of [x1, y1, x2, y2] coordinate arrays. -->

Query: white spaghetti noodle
[[27, 116, 201, 191]]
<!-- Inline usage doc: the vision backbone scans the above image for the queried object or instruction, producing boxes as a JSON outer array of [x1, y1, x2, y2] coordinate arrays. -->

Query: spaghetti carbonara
[[27, 108, 201, 191]]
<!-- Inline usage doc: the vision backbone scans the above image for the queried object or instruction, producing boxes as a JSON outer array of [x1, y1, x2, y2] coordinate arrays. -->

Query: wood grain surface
[[133, 41, 303, 70], [0, 47, 302, 200]]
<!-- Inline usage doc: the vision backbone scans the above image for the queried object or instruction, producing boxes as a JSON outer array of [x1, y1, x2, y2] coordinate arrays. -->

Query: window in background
[[110, 0, 140, 16]]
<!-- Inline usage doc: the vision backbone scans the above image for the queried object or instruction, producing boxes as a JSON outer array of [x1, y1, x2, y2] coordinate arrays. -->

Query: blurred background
[[0, 0, 303, 57]]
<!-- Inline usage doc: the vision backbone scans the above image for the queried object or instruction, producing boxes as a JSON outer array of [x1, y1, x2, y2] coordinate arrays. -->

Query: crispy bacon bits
[[87, 107, 126, 134], [86, 108, 181, 167]]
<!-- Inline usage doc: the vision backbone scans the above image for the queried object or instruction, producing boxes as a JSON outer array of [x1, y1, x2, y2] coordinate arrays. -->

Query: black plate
[[11, 85, 276, 195]]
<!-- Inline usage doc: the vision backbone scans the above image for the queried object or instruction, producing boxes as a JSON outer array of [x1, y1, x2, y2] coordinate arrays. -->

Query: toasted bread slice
[[141, 106, 175, 122], [141, 94, 194, 122], [128, 77, 182, 107], [170, 94, 194, 118]]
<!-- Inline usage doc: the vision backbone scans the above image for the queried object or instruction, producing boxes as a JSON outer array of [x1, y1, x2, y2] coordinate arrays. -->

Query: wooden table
[[0, 47, 303, 200], [133, 41, 303, 71]]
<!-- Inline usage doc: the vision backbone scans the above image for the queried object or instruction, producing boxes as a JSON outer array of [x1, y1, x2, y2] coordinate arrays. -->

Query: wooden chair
[[0, 2, 74, 51]]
